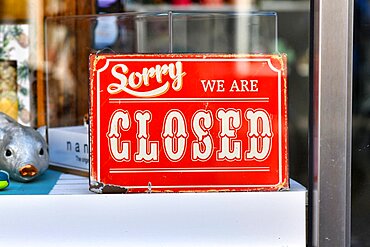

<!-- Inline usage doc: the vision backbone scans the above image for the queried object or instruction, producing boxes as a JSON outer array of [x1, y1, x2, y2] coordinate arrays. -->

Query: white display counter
[[0, 176, 306, 247]]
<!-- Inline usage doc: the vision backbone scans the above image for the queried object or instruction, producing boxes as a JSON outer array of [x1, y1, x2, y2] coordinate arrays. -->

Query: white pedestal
[[0, 180, 306, 247]]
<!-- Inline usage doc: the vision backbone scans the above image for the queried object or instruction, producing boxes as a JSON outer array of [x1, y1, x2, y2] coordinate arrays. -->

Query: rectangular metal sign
[[89, 54, 288, 193]]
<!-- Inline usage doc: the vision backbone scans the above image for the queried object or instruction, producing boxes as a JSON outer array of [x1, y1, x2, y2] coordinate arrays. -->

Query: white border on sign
[[95, 57, 283, 188]]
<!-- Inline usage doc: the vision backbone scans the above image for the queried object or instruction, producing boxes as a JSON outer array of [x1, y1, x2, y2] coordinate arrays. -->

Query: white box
[[48, 125, 88, 172]]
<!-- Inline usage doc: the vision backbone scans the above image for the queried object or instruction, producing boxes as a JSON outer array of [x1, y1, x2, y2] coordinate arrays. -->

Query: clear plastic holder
[[45, 11, 279, 174]]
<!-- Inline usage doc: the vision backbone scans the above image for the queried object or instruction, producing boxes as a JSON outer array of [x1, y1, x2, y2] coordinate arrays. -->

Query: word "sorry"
[[107, 61, 186, 97]]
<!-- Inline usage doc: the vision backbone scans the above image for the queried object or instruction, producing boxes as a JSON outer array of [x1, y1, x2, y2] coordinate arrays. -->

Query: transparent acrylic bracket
[[44, 11, 279, 174], [45, 11, 279, 56], [167, 11, 278, 54], [133, 11, 279, 54]]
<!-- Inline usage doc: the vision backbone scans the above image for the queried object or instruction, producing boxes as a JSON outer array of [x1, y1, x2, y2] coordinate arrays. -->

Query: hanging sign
[[89, 54, 288, 193]]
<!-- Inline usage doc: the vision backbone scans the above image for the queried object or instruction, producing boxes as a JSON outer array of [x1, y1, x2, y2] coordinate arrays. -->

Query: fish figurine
[[0, 170, 9, 189], [0, 112, 49, 182]]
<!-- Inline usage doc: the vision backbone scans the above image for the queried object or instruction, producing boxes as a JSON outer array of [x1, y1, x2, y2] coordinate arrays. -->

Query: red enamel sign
[[89, 54, 288, 193]]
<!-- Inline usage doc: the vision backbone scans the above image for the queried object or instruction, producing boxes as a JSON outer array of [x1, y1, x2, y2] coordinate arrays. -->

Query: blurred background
[[352, 0, 370, 245], [1, 0, 369, 245]]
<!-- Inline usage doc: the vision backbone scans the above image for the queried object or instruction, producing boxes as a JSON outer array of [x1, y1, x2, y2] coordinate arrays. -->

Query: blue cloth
[[0, 169, 62, 195]]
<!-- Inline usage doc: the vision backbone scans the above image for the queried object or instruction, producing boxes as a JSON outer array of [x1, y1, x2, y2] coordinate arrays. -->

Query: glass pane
[[44, 1, 310, 185], [352, 0, 370, 245]]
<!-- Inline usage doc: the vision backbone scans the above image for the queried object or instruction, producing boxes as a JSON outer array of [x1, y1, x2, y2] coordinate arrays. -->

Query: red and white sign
[[89, 54, 288, 193]]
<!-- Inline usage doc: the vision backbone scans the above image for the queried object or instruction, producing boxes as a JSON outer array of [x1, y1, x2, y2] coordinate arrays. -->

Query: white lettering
[[200, 79, 225, 92], [216, 109, 242, 161], [229, 79, 259, 92], [245, 109, 273, 161], [162, 110, 188, 161], [250, 80, 258, 92], [229, 80, 240, 92], [105, 108, 274, 163], [191, 110, 214, 161], [134, 111, 159, 162], [106, 110, 131, 161]]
